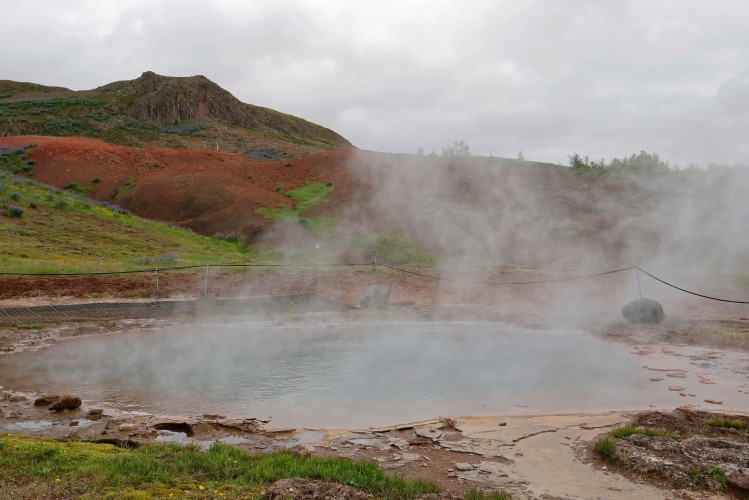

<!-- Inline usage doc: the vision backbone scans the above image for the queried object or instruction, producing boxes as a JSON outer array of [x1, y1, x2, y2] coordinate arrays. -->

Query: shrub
[[63, 182, 89, 194], [593, 436, 616, 461], [91, 177, 101, 184], [10, 192, 20, 200], [3, 205, 24, 217], [214, 232, 241, 243]]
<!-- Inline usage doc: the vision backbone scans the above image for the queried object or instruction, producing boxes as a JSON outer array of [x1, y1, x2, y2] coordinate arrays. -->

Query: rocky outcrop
[[127, 71, 350, 147]]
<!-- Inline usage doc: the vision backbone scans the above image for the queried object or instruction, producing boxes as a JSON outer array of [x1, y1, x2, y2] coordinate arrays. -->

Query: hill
[[2, 135, 749, 299], [0, 71, 350, 156], [0, 143, 259, 273]]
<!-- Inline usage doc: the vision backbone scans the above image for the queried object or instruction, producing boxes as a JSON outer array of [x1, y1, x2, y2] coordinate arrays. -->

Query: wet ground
[[1, 267, 748, 498]]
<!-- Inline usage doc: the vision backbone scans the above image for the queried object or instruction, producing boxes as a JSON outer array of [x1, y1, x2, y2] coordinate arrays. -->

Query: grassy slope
[[0, 149, 260, 273]]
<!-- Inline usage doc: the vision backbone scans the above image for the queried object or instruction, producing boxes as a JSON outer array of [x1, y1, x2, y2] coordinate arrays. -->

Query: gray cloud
[[1, 0, 748, 165]]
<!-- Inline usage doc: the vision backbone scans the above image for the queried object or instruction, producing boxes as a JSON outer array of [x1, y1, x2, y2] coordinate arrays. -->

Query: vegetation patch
[[299, 216, 339, 237], [0, 436, 440, 499], [465, 487, 512, 500], [159, 122, 207, 135], [704, 417, 748, 431], [593, 411, 749, 495], [63, 182, 90, 195], [351, 234, 435, 265], [256, 182, 338, 236], [592, 436, 617, 462], [0, 163, 261, 273]]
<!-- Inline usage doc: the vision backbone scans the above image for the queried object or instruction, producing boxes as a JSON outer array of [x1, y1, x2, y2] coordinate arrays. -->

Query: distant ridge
[[0, 71, 351, 154]]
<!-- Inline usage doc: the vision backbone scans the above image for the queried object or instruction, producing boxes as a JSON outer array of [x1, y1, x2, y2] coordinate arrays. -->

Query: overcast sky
[[2, 0, 748, 166]]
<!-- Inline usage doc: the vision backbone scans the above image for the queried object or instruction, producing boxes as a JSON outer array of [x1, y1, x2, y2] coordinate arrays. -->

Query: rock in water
[[34, 395, 61, 406], [49, 396, 82, 411], [360, 285, 391, 310], [621, 298, 665, 324]]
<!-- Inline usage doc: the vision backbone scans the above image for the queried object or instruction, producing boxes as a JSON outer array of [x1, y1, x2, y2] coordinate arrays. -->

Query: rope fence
[[0, 261, 747, 304]]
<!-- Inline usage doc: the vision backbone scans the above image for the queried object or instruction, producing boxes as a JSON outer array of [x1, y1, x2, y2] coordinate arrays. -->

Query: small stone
[[704, 399, 723, 405], [668, 385, 685, 391], [49, 396, 82, 411], [119, 423, 137, 431], [454, 463, 474, 471]]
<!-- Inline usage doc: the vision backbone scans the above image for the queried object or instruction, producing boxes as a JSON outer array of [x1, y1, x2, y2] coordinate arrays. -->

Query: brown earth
[[0, 135, 357, 239]]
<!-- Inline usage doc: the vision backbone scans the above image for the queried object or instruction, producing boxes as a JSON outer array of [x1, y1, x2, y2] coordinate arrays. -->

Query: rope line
[[1, 260, 747, 304], [635, 266, 749, 304], [376, 262, 637, 285], [0, 262, 371, 277]]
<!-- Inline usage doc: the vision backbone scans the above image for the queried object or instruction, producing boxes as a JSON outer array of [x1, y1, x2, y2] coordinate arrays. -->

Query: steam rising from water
[[1, 323, 746, 427]]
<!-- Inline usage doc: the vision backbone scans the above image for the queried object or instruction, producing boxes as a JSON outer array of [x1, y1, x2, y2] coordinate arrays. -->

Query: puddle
[[0, 322, 747, 428], [154, 429, 249, 448], [8, 420, 55, 430]]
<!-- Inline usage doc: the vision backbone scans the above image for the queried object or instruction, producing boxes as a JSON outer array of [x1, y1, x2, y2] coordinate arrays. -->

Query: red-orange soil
[[0, 136, 358, 238]]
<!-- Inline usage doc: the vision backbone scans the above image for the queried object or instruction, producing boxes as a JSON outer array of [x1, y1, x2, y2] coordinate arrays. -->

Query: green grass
[[14, 323, 43, 330], [299, 216, 340, 237], [0, 436, 442, 499], [592, 436, 617, 462], [351, 233, 436, 265], [465, 488, 511, 500], [0, 168, 263, 273], [285, 182, 334, 213], [256, 182, 334, 219], [256, 182, 340, 237], [595, 426, 682, 462], [704, 417, 748, 430], [702, 465, 728, 488], [608, 426, 677, 439]]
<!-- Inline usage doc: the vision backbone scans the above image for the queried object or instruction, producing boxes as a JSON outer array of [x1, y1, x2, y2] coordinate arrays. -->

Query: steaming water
[[1, 322, 747, 428]]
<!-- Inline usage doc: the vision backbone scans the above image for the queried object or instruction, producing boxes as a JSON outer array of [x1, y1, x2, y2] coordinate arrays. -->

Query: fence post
[[314, 245, 320, 292], [203, 266, 208, 295]]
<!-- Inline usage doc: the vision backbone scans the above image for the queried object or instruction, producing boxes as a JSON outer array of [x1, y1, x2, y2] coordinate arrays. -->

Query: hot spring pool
[[1, 322, 747, 427]]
